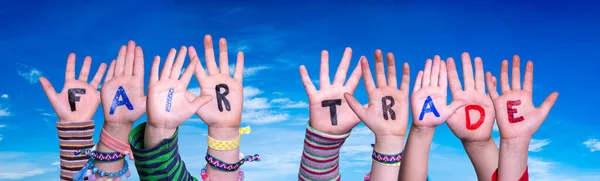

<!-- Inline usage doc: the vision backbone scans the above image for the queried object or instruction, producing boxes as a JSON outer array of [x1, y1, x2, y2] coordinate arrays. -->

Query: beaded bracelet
[[371, 144, 402, 166], [75, 149, 125, 162], [201, 167, 245, 181], [72, 158, 130, 181], [205, 153, 260, 172]]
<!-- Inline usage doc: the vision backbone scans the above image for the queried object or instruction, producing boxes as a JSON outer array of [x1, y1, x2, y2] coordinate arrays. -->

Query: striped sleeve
[[298, 124, 350, 181], [129, 122, 198, 181], [56, 120, 95, 181]]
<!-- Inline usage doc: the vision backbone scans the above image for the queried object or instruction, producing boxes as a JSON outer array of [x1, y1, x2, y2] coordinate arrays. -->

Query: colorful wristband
[[74, 149, 125, 162], [72, 158, 130, 181], [371, 144, 402, 166], [100, 129, 134, 160], [201, 166, 245, 181], [205, 153, 260, 172], [207, 126, 251, 151]]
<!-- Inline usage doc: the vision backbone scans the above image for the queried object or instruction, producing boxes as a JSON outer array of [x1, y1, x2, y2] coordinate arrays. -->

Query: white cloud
[[272, 92, 283, 95], [529, 139, 551, 152], [0, 152, 57, 179], [0, 94, 7, 99], [188, 87, 201, 97], [584, 138, 600, 152], [228, 65, 270, 78], [50, 162, 59, 166], [17, 64, 43, 84], [244, 97, 271, 109], [243, 86, 262, 98], [526, 157, 600, 181], [351, 126, 373, 136], [0, 107, 10, 117], [270, 98, 309, 109], [0, 124, 5, 128], [242, 110, 289, 124], [0, 135, 3, 142]]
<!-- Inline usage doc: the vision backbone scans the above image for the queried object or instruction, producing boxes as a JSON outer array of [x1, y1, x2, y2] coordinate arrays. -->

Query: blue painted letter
[[418, 96, 440, 120], [109, 86, 134, 115]]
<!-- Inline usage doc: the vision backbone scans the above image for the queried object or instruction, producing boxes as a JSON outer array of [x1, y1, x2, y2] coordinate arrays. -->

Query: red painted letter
[[465, 105, 485, 130], [507, 100, 524, 123]]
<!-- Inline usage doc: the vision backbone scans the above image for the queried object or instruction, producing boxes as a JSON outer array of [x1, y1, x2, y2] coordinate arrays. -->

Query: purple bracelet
[[205, 153, 260, 172]]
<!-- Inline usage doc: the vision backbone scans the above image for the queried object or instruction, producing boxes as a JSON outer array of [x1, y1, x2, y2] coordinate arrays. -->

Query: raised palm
[[410, 55, 465, 128], [147, 46, 212, 129], [446, 53, 496, 142], [299, 48, 362, 135], [185, 35, 244, 128], [100, 41, 147, 124], [486, 55, 558, 139], [345, 50, 410, 137], [39, 53, 107, 121]]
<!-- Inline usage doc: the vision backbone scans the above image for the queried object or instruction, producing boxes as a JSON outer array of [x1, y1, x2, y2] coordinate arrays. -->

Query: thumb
[[344, 93, 368, 121], [447, 99, 467, 114], [538, 92, 558, 115], [190, 95, 212, 112], [185, 90, 197, 102], [39, 77, 58, 103]]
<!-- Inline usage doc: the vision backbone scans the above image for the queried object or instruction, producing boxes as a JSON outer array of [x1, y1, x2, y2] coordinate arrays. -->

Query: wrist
[[374, 135, 405, 154], [462, 137, 496, 149], [144, 124, 177, 149], [208, 127, 239, 140], [101, 122, 132, 143], [500, 137, 531, 151]]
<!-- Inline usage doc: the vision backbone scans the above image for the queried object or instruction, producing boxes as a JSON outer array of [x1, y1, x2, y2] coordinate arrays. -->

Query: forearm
[[398, 126, 434, 181], [298, 124, 350, 181], [205, 127, 241, 180], [57, 121, 95, 181], [370, 135, 404, 181], [462, 139, 499, 181], [498, 137, 529, 181], [131, 122, 197, 180], [94, 122, 132, 172]]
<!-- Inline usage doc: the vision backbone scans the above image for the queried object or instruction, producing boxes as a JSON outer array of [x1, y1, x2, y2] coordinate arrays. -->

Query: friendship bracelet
[[205, 152, 260, 172], [72, 158, 130, 181], [201, 166, 245, 181], [100, 129, 134, 160], [371, 144, 402, 166], [75, 149, 125, 162], [207, 126, 252, 151], [364, 173, 431, 181]]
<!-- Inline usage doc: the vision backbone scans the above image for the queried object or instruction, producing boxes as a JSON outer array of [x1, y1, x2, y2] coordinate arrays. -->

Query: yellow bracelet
[[207, 126, 251, 151]]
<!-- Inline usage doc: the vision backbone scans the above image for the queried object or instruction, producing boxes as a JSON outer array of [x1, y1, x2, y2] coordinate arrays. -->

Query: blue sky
[[0, 0, 599, 180]]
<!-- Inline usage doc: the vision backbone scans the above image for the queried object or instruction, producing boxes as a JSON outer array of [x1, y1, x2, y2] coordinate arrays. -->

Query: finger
[[413, 70, 423, 91], [387, 52, 398, 88], [299, 65, 317, 94], [486, 72, 499, 99], [430, 55, 442, 87], [500, 60, 511, 92], [522, 61, 534, 92], [461, 52, 475, 90], [332, 47, 352, 86], [233, 51, 244, 81], [78, 56, 92, 82], [133, 46, 145, 79], [190, 95, 213, 112], [39, 77, 57, 103], [185, 91, 198, 102], [374, 50, 387, 87], [538, 92, 559, 115], [104, 60, 116, 82], [115, 46, 127, 76], [447, 99, 467, 113], [170, 46, 188, 79], [189, 46, 207, 80], [422, 59, 432, 86], [511, 55, 521, 90], [399, 62, 410, 92], [344, 93, 368, 121], [124, 40, 136, 75], [361, 56, 376, 95], [90, 63, 107, 88], [446, 57, 463, 94], [180, 55, 197, 88], [160, 48, 177, 80], [65, 53, 76, 81], [204, 35, 219, 75], [218, 38, 230, 75], [345, 59, 363, 93], [474, 57, 485, 93], [439, 60, 448, 88], [150, 56, 161, 84], [319, 50, 331, 89]]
